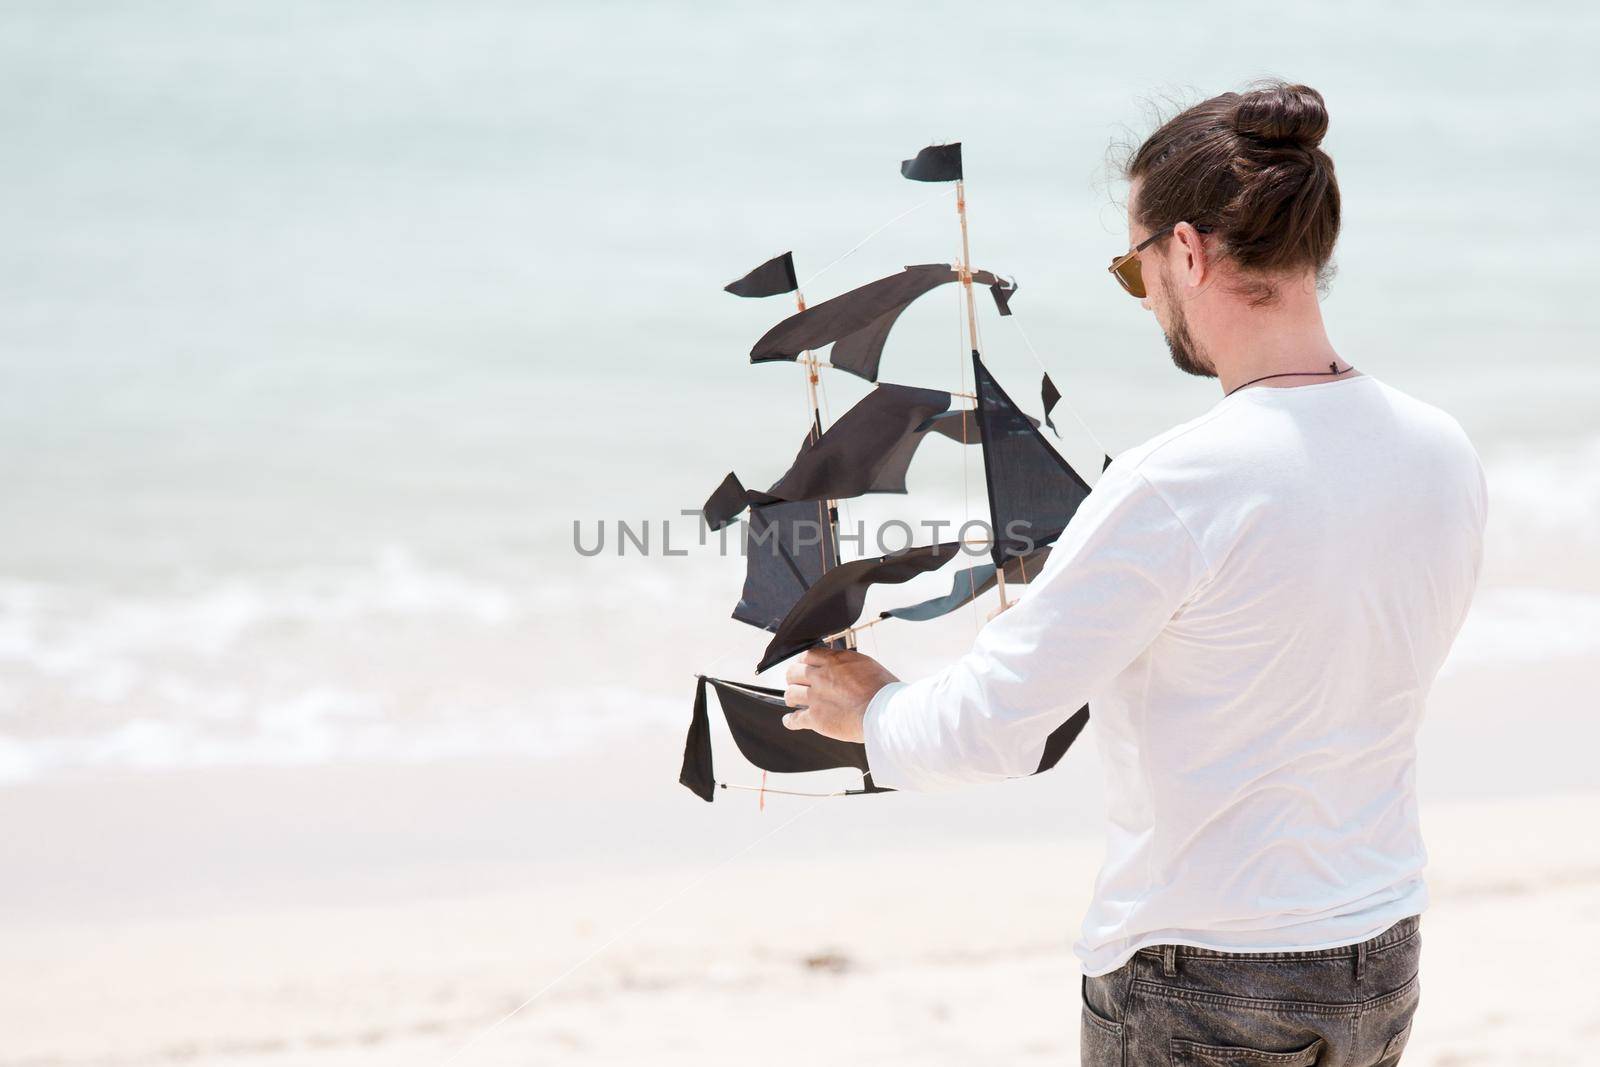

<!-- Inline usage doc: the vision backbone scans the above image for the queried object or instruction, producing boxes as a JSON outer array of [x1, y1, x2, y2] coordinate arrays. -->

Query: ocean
[[1, 0, 1597, 785]]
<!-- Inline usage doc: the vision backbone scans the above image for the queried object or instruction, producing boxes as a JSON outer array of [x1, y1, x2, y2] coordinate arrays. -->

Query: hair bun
[[1230, 82, 1328, 149]]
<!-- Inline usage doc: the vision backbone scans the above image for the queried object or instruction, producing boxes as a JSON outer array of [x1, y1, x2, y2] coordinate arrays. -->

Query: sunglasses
[[1108, 223, 1215, 298]]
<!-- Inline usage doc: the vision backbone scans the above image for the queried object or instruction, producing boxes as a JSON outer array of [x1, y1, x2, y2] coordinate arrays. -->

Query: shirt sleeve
[[862, 464, 1210, 792]]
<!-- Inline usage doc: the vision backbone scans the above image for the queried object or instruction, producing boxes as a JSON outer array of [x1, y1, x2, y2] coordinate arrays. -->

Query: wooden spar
[[812, 367, 972, 399], [822, 614, 888, 645], [955, 177, 1008, 610], [718, 782, 849, 799]]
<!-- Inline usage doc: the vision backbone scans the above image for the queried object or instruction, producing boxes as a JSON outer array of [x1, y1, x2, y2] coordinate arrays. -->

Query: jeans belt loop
[[1162, 944, 1178, 978], [1355, 940, 1368, 983]]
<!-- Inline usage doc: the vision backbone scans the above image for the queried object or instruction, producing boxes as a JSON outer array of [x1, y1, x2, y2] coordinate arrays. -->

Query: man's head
[[1116, 81, 1341, 378]]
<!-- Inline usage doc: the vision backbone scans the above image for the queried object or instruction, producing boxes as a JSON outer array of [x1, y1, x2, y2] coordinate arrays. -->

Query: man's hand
[[782, 647, 900, 743]]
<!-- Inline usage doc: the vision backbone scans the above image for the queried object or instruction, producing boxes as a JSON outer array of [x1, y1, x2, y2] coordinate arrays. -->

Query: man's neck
[[1196, 277, 1343, 395]]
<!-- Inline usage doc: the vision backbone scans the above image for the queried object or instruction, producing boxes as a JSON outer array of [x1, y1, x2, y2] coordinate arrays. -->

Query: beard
[[1157, 272, 1215, 378]]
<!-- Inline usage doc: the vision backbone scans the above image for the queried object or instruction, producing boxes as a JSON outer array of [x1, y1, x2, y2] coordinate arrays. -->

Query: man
[[781, 82, 1485, 1066]]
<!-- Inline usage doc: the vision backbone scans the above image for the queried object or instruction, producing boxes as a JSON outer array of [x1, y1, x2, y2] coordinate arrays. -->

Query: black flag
[[725, 252, 798, 299], [1041, 373, 1062, 437], [901, 143, 963, 183]]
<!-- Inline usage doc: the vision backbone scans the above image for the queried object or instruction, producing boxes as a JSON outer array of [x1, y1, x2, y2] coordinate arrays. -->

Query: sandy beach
[[5, 785, 1596, 1066], [4, 646, 1595, 1067]]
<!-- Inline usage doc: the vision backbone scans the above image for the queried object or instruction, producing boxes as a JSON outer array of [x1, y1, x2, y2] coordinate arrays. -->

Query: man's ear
[[1172, 222, 1210, 288]]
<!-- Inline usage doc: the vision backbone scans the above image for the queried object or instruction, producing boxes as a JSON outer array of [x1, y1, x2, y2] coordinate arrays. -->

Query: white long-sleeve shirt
[[864, 374, 1487, 976]]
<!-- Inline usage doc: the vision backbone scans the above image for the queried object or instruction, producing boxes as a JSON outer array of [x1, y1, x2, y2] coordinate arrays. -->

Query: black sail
[[679, 675, 717, 801], [916, 405, 1036, 444], [879, 547, 1053, 623], [708, 678, 870, 774], [1038, 706, 1091, 774], [878, 562, 997, 623], [973, 352, 1092, 567], [702, 384, 953, 530], [731, 499, 838, 633], [756, 541, 963, 673], [915, 409, 982, 444], [750, 264, 1010, 381], [679, 676, 881, 802], [679, 675, 1088, 802]]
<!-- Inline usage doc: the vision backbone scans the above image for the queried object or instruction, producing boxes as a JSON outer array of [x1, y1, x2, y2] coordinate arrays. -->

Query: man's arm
[[783, 464, 1209, 791]]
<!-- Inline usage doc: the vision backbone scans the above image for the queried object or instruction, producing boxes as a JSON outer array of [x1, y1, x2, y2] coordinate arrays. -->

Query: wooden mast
[[793, 288, 857, 651], [955, 177, 1009, 610]]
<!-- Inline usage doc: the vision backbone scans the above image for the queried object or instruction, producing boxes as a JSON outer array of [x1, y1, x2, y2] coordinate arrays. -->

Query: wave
[[1441, 586, 1600, 677], [1480, 435, 1600, 585], [0, 547, 693, 784], [0, 684, 684, 785], [1, 436, 1596, 785]]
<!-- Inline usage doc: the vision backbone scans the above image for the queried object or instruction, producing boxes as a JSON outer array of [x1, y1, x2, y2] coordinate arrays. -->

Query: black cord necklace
[[1225, 361, 1353, 397]]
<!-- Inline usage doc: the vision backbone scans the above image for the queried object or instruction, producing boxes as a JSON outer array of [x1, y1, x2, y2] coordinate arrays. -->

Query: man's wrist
[[862, 681, 907, 740], [861, 681, 910, 790]]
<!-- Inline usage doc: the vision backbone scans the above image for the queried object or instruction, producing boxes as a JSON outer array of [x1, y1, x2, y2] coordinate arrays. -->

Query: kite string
[[798, 186, 956, 291], [698, 641, 754, 681], [1007, 313, 1111, 458], [438, 796, 829, 1066]]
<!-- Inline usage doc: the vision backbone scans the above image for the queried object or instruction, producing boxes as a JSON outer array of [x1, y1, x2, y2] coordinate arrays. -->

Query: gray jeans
[[1081, 915, 1420, 1066]]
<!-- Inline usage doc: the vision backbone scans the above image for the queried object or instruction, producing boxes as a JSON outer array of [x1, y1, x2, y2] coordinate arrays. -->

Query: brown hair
[[1125, 81, 1340, 304]]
